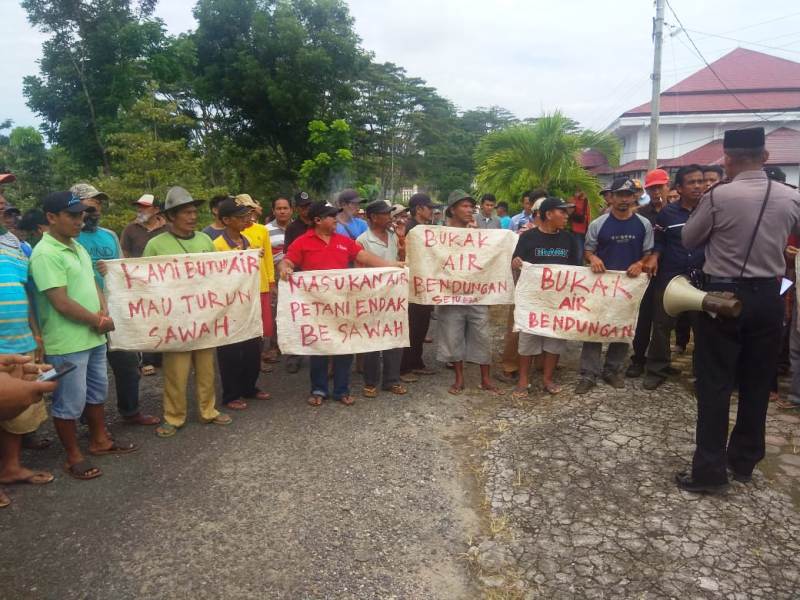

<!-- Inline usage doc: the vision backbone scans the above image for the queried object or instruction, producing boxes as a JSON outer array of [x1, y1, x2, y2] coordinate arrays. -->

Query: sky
[[2, 0, 800, 133]]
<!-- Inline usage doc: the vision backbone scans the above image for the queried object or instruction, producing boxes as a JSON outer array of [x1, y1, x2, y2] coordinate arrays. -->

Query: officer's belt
[[706, 276, 777, 284]]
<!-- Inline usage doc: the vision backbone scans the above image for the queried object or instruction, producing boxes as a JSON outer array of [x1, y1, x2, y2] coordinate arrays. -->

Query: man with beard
[[641, 165, 705, 390], [120, 194, 166, 259], [73, 184, 159, 427]]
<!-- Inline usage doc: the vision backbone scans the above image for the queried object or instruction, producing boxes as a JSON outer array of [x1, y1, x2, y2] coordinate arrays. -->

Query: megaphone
[[663, 275, 742, 318]]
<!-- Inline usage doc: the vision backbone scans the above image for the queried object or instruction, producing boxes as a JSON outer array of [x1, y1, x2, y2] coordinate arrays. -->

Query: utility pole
[[648, 0, 665, 170]]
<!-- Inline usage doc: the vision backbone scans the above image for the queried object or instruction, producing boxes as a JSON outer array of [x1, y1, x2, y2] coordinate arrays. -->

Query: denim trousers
[[310, 355, 353, 399]]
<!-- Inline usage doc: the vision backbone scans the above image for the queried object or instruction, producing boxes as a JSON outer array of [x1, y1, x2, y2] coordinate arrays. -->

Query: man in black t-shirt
[[511, 198, 580, 397]]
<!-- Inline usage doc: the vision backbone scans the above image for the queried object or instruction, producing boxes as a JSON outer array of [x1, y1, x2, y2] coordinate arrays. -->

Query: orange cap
[[645, 169, 670, 188]]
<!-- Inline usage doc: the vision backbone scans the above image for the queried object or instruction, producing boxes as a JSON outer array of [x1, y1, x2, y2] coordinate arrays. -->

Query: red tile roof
[[592, 127, 800, 174], [622, 48, 800, 117]]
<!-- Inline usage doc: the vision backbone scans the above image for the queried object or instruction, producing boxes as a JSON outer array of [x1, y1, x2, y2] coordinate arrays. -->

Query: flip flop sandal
[[225, 400, 248, 411], [387, 384, 408, 395], [511, 389, 528, 400], [89, 440, 138, 456], [141, 365, 156, 376], [156, 424, 178, 438], [307, 395, 324, 407], [203, 414, 233, 425], [412, 368, 436, 375], [260, 365, 274, 374], [0, 490, 9, 508], [0, 471, 54, 485], [399, 374, 419, 383], [544, 383, 563, 395], [63, 460, 102, 480], [477, 384, 506, 397], [448, 385, 464, 396], [363, 386, 378, 398], [252, 391, 271, 401], [336, 395, 355, 406]]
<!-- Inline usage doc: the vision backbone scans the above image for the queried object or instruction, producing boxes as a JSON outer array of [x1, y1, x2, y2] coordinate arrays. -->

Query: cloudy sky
[[2, 0, 800, 133]]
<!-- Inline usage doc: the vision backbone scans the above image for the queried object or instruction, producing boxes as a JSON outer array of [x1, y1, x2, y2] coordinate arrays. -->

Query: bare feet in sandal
[[543, 382, 562, 395], [448, 384, 464, 395], [307, 395, 324, 407], [511, 387, 528, 400], [337, 395, 355, 406], [477, 383, 506, 396]]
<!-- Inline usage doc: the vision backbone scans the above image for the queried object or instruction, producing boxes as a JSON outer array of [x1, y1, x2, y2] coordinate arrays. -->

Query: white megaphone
[[663, 275, 742, 318]]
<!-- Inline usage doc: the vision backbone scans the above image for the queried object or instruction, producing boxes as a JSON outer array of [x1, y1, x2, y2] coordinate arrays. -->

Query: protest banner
[[277, 267, 409, 355], [405, 225, 517, 305], [104, 249, 262, 352], [514, 263, 649, 342]]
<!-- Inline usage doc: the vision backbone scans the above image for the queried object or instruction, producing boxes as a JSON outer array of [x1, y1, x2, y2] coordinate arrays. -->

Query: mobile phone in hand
[[37, 362, 77, 382]]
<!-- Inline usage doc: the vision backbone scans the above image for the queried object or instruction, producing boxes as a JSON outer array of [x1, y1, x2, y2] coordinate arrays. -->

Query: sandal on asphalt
[[511, 388, 528, 400], [336, 395, 355, 406], [448, 384, 464, 396], [89, 440, 138, 456], [252, 391, 271, 401], [387, 384, 407, 395], [0, 490, 9, 508], [0, 471, 54, 485], [122, 412, 160, 426], [543, 382, 562, 395], [156, 424, 178, 438], [412, 368, 436, 375], [203, 414, 233, 425], [477, 384, 506, 396], [140, 365, 157, 376], [63, 460, 102, 480], [399, 373, 418, 383], [307, 395, 324, 407], [363, 386, 378, 398], [776, 398, 800, 410], [225, 399, 248, 411]]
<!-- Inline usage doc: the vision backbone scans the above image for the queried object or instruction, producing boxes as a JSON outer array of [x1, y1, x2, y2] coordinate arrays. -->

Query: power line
[[715, 11, 800, 36], [681, 28, 800, 56], [664, 0, 773, 123]]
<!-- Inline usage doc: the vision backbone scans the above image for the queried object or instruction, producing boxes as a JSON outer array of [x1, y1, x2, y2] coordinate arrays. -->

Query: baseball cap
[[3, 205, 21, 216], [18, 209, 47, 232], [538, 197, 575, 216], [132, 193, 157, 208], [293, 191, 312, 207], [409, 193, 434, 210], [163, 186, 204, 211], [644, 169, 670, 188], [337, 188, 361, 205], [235, 193, 260, 210], [390, 203, 409, 218], [609, 177, 637, 194], [365, 200, 393, 217], [0, 174, 16, 185], [447, 189, 476, 209], [70, 182, 109, 202], [218, 198, 252, 219], [42, 191, 88, 215], [308, 201, 341, 220]]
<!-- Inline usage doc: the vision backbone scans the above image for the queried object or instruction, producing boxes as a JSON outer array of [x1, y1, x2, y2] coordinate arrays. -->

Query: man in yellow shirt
[[234, 194, 275, 344]]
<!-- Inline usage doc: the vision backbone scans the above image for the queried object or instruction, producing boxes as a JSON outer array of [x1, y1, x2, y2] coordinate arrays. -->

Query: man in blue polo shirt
[[576, 176, 653, 394], [641, 165, 705, 390]]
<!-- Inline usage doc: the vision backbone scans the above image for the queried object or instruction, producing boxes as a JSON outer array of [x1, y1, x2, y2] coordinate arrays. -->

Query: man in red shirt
[[278, 201, 401, 406]]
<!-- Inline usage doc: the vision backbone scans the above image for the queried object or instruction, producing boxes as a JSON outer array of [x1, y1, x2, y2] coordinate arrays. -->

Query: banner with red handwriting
[[104, 250, 262, 352], [514, 263, 649, 342], [277, 267, 409, 355], [406, 225, 516, 305]]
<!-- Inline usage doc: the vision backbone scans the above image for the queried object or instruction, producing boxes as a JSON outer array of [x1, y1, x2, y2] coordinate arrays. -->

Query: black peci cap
[[723, 127, 765, 150]]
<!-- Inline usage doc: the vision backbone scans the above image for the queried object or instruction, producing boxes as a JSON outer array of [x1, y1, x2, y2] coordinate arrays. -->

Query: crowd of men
[[1, 126, 798, 507]]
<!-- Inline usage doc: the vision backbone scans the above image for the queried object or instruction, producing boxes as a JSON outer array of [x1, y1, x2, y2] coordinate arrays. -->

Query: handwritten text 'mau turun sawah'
[[406, 226, 516, 305], [104, 250, 263, 352], [277, 267, 410, 355], [514, 264, 649, 343]]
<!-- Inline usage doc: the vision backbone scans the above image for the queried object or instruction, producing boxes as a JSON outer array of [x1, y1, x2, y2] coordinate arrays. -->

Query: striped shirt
[[266, 221, 287, 264], [0, 231, 35, 354]]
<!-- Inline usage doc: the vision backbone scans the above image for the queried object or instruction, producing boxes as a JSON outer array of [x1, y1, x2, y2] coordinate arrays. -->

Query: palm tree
[[474, 112, 620, 209]]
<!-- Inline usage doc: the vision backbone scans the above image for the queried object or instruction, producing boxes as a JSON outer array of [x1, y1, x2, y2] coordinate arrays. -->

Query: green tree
[[299, 119, 353, 196], [474, 111, 620, 210], [22, 0, 167, 174], [5, 127, 52, 205]]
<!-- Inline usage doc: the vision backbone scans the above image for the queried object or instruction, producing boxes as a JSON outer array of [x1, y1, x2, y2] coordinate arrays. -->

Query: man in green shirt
[[143, 186, 232, 437], [30, 192, 137, 481]]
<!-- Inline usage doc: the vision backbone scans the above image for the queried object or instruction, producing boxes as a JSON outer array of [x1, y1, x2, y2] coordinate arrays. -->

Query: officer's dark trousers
[[691, 278, 782, 483], [630, 279, 656, 365]]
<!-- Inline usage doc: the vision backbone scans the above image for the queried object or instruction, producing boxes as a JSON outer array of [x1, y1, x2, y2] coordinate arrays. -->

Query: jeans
[[107, 349, 141, 417], [46, 344, 108, 420], [579, 342, 629, 382], [363, 348, 402, 389], [310, 355, 353, 399]]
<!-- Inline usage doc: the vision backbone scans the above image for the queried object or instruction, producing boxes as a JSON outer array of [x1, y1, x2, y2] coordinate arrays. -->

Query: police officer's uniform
[[679, 127, 800, 492]]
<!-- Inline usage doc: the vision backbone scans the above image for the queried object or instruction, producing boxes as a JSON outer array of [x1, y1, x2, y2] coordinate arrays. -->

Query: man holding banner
[[511, 198, 581, 398], [576, 177, 653, 395], [143, 187, 233, 437], [278, 201, 402, 407]]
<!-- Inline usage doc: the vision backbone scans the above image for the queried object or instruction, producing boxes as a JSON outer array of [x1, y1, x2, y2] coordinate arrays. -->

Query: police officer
[[678, 127, 800, 493]]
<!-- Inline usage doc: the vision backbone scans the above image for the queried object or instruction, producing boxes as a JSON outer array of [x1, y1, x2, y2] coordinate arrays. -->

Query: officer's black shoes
[[625, 363, 644, 378], [664, 366, 681, 376], [727, 463, 753, 483], [602, 372, 626, 389], [574, 379, 596, 395], [643, 374, 665, 390], [674, 471, 729, 494]]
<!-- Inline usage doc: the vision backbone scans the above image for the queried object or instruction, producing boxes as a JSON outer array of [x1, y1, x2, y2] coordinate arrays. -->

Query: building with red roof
[[590, 48, 800, 185]]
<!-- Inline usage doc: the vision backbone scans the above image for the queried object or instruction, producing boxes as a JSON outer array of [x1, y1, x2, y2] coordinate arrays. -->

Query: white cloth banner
[[514, 263, 649, 342], [104, 250, 262, 352], [277, 267, 410, 355], [406, 225, 516, 305]]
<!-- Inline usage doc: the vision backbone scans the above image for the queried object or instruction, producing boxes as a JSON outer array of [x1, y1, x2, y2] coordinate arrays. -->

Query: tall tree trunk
[[67, 49, 111, 176]]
